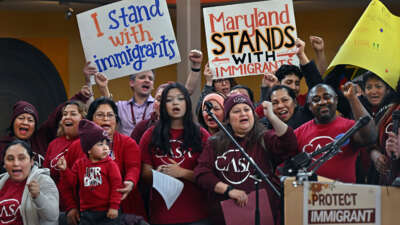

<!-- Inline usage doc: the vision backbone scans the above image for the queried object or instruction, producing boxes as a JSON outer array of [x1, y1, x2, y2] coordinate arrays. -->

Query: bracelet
[[107, 93, 113, 100], [191, 67, 201, 72], [224, 185, 234, 198]]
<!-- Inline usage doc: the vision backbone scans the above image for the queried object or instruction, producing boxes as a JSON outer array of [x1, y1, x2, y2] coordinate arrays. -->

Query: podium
[[284, 178, 400, 225]]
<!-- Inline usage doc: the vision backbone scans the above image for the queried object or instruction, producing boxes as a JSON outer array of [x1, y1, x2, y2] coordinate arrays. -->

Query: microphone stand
[[205, 104, 280, 225], [307, 143, 342, 174]]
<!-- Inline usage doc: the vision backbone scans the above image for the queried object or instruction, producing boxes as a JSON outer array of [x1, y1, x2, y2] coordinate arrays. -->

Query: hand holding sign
[[77, 0, 181, 81]]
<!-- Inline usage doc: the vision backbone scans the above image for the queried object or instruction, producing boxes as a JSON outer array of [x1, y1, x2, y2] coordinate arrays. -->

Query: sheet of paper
[[152, 169, 184, 210]]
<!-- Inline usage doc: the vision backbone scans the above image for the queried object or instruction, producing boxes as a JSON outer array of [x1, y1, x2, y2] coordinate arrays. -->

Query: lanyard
[[130, 101, 150, 125]]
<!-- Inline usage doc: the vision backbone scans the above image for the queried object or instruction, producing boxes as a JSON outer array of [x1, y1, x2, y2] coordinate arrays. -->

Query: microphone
[[390, 110, 400, 160], [204, 101, 214, 112], [319, 115, 370, 152], [279, 116, 371, 175]]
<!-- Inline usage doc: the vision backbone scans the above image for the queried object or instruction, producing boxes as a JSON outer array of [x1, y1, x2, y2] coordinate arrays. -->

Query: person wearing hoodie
[[57, 119, 122, 225], [0, 86, 91, 169], [0, 139, 59, 225], [62, 97, 146, 225]]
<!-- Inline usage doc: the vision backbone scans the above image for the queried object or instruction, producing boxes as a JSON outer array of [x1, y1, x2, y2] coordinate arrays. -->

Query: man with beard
[[294, 83, 376, 183]]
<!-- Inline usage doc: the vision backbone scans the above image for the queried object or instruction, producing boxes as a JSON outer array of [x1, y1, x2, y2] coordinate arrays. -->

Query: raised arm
[[185, 49, 203, 95], [259, 71, 279, 103], [343, 82, 377, 147], [195, 63, 215, 114], [310, 36, 328, 75], [262, 101, 288, 136]]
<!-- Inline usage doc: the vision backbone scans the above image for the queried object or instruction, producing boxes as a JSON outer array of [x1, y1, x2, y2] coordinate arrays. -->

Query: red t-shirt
[[295, 116, 358, 183], [140, 127, 210, 224], [0, 179, 26, 225]]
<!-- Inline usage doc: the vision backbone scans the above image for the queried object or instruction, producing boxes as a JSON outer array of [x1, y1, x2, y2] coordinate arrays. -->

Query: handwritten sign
[[77, 0, 181, 80], [203, 0, 298, 79], [303, 182, 381, 225], [326, 0, 400, 89]]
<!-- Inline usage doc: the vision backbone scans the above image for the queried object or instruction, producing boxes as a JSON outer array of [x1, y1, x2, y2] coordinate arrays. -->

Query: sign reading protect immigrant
[[203, 0, 298, 79], [303, 182, 381, 225], [77, 0, 181, 80]]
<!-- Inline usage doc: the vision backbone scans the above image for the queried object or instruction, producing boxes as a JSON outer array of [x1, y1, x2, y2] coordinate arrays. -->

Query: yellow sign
[[326, 0, 400, 90]]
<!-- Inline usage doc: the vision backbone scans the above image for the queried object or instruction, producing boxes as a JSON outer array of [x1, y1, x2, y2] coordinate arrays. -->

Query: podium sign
[[303, 182, 381, 225]]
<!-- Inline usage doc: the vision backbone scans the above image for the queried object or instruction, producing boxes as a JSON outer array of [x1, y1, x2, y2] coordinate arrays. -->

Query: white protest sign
[[77, 0, 181, 80], [303, 182, 381, 225], [203, 0, 298, 79]]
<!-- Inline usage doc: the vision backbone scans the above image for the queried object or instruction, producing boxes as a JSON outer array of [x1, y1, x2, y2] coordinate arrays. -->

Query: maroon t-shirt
[[140, 126, 210, 224], [194, 128, 297, 225], [0, 179, 26, 225]]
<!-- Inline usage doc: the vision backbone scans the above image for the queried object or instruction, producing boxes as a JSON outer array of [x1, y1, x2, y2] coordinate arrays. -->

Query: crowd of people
[[0, 35, 399, 225]]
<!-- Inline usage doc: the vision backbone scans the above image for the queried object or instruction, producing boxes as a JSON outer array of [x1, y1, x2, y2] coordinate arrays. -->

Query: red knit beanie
[[79, 119, 109, 154], [224, 94, 254, 119], [11, 101, 39, 126]]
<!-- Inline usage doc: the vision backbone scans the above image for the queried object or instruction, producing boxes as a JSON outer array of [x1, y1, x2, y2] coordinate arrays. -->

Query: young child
[[57, 119, 122, 225]]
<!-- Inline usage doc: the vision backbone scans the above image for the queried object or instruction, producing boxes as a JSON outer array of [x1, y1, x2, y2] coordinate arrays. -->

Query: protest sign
[[77, 0, 181, 80], [203, 0, 298, 79], [326, 0, 400, 89], [304, 182, 381, 225]]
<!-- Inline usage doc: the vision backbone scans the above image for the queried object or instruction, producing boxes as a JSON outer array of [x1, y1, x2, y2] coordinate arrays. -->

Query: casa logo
[[0, 199, 20, 224], [233, 95, 247, 104], [215, 149, 251, 185], [155, 139, 192, 165], [302, 136, 335, 161]]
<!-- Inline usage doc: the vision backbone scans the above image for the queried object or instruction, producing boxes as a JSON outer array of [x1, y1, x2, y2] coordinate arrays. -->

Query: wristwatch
[[224, 185, 234, 198]]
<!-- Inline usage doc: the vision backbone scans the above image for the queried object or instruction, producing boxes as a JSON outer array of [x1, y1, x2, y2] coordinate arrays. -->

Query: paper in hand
[[152, 169, 184, 210]]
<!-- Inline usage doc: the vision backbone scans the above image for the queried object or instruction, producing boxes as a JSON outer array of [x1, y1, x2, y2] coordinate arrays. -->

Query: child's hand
[[107, 208, 118, 219], [56, 156, 67, 171]]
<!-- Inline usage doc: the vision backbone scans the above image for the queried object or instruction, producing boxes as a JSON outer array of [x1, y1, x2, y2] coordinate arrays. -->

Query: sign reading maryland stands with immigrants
[[203, 0, 298, 79], [303, 182, 381, 225]]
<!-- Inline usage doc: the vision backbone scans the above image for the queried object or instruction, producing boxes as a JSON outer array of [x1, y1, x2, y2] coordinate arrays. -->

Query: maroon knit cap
[[79, 119, 109, 154], [11, 101, 39, 125], [224, 94, 254, 119]]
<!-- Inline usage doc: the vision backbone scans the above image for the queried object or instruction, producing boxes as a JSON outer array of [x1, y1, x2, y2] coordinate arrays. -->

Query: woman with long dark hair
[[140, 82, 210, 225]]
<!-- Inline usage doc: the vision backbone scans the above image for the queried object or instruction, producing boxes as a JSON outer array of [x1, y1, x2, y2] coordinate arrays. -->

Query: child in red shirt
[[57, 119, 122, 225]]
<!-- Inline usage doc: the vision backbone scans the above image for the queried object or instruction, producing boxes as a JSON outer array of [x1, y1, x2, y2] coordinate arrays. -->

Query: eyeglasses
[[94, 113, 115, 120]]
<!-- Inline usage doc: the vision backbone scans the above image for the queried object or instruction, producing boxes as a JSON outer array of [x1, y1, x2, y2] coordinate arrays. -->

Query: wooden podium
[[284, 178, 400, 225]]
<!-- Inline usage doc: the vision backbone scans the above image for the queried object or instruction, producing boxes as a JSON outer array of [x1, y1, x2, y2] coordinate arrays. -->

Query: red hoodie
[[62, 131, 146, 217], [62, 156, 122, 211]]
